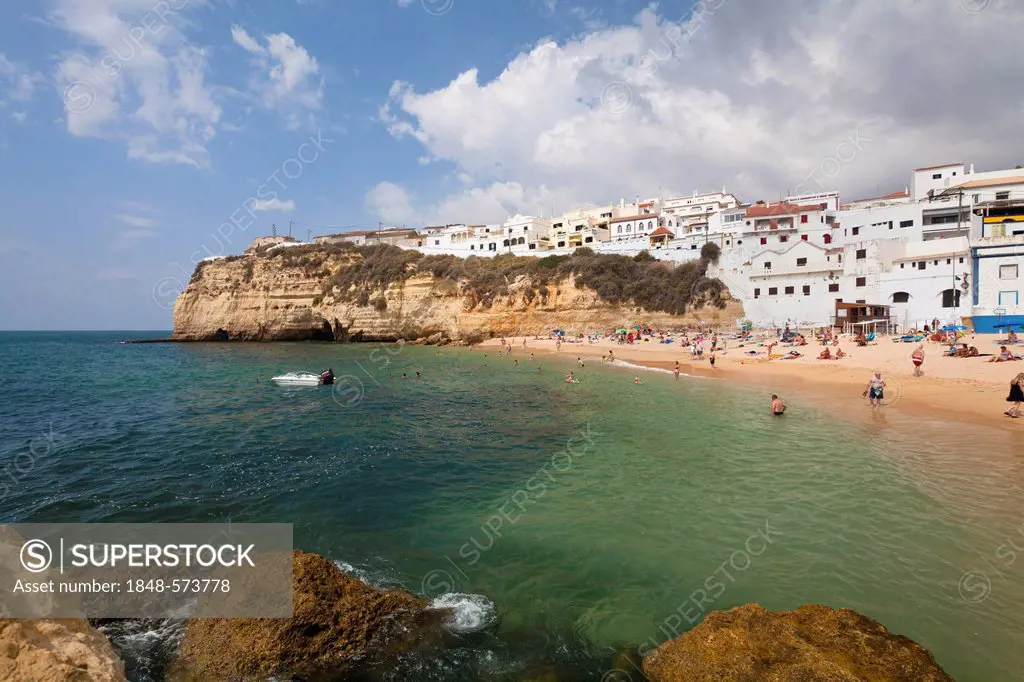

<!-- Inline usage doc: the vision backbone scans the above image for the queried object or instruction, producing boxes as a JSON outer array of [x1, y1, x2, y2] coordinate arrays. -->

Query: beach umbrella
[[941, 325, 967, 332]]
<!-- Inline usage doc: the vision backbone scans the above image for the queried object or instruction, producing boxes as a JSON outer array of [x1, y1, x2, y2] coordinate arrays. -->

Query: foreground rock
[[643, 604, 952, 682], [0, 619, 127, 682], [172, 550, 442, 681]]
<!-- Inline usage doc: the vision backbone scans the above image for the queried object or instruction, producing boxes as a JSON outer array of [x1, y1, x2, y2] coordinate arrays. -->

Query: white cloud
[[230, 26, 265, 55], [366, 180, 582, 225], [253, 198, 296, 212], [378, 0, 1024, 222], [11, 111, 27, 123], [51, 0, 222, 168], [115, 213, 159, 228], [0, 53, 44, 106], [365, 181, 421, 225], [232, 26, 323, 116]]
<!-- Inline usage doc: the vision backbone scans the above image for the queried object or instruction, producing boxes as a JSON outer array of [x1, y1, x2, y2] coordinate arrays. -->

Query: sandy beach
[[481, 332, 1024, 432]]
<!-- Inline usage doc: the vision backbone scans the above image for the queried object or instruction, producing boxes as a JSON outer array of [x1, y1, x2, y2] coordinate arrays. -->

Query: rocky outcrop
[[171, 550, 444, 681], [172, 250, 742, 342], [0, 619, 128, 682], [642, 604, 952, 682]]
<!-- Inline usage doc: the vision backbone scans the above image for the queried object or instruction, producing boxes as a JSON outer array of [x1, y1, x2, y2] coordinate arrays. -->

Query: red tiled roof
[[915, 163, 962, 172], [650, 226, 675, 237], [610, 214, 660, 223], [745, 202, 825, 218]]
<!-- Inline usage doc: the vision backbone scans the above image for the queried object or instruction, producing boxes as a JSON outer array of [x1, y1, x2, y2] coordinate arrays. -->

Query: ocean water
[[1, 331, 1023, 681]]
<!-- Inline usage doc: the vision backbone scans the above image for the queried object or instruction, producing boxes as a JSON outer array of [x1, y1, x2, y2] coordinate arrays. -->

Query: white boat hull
[[271, 372, 322, 387]]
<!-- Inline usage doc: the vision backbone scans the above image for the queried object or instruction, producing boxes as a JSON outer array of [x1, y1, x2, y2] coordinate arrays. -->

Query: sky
[[0, 0, 1022, 330]]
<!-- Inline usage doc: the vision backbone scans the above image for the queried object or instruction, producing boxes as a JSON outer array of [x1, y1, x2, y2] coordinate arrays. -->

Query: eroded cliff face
[[172, 252, 742, 342]]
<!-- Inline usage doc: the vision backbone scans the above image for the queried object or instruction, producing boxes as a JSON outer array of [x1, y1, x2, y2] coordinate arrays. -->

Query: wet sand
[[481, 334, 1024, 433]]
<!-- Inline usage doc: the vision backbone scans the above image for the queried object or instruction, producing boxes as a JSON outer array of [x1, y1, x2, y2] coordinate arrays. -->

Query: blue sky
[[1, 0, 1021, 329]]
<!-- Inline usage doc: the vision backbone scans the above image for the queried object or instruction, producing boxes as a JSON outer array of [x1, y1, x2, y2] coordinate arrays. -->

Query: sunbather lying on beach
[[989, 346, 1021, 362]]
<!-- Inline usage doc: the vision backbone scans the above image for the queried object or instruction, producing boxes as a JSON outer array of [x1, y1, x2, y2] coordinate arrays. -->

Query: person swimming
[[565, 372, 578, 383], [634, 377, 642, 384]]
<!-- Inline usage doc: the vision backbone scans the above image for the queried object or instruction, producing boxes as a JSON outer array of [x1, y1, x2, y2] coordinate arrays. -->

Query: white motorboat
[[271, 372, 322, 387]]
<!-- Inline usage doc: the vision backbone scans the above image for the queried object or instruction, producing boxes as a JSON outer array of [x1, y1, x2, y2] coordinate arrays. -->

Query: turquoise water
[[2, 331, 1023, 680]]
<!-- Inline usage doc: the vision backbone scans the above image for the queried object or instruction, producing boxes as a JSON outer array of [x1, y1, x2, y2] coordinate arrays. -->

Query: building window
[[838, 254, 842, 263], [648, 221, 654, 230], [852, 226, 860, 236], [918, 261, 926, 270], [996, 191, 1010, 201], [529, 244, 536, 250], [802, 285, 811, 296], [796, 258, 807, 267], [974, 194, 981, 203], [617, 226, 622, 234], [557, 241, 565, 247], [764, 261, 772, 269], [754, 288, 761, 299], [856, 249, 866, 260], [946, 258, 951, 264], [892, 291, 910, 303], [824, 234, 832, 244], [900, 263, 905, 269], [780, 235, 788, 243], [785, 286, 795, 295], [932, 173, 942, 179], [829, 283, 840, 293], [942, 289, 961, 308], [900, 220, 914, 228], [999, 291, 1020, 306], [760, 237, 767, 245], [768, 287, 778, 295], [856, 277, 866, 287], [933, 260, 938, 266], [801, 215, 808, 223], [959, 257, 964, 263], [801, 234, 808, 241], [1000, 264, 1019, 279], [584, 236, 593, 243]]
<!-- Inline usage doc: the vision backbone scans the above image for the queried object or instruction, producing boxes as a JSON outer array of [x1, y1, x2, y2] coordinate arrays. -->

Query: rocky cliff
[[172, 245, 743, 342]]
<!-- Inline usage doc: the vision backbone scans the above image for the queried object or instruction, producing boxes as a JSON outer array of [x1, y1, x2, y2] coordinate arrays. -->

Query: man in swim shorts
[[771, 394, 785, 416]]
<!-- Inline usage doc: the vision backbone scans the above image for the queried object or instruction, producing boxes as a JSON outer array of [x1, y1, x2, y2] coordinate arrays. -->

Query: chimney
[[969, 164, 975, 174]]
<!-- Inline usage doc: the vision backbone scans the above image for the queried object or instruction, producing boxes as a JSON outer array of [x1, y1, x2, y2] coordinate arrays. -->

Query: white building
[[661, 189, 741, 234], [968, 199, 1024, 333]]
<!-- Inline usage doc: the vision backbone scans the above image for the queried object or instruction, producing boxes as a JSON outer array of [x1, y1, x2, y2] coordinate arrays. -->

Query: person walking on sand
[[1005, 373, 1024, 418], [771, 394, 785, 416], [911, 344, 925, 377], [863, 371, 886, 408]]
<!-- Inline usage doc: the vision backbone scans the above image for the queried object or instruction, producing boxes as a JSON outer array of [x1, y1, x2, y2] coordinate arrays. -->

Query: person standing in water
[[911, 344, 925, 377], [770, 394, 785, 416], [673, 361, 680, 380], [709, 351, 716, 370], [863, 371, 886, 407], [1005, 373, 1024, 418]]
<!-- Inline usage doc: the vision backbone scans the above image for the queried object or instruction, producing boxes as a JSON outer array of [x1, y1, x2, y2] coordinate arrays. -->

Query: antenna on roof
[[271, 223, 277, 237]]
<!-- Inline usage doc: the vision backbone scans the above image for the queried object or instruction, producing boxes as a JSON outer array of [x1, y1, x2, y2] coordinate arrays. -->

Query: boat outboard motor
[[321, 369, 335, 385]]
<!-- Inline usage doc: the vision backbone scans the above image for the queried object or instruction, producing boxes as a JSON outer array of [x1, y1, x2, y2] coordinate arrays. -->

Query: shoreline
[[481, 335, 1024, 433]]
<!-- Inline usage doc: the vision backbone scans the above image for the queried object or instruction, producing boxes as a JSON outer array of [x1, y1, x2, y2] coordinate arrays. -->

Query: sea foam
[[429, 592, 498, 633]]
